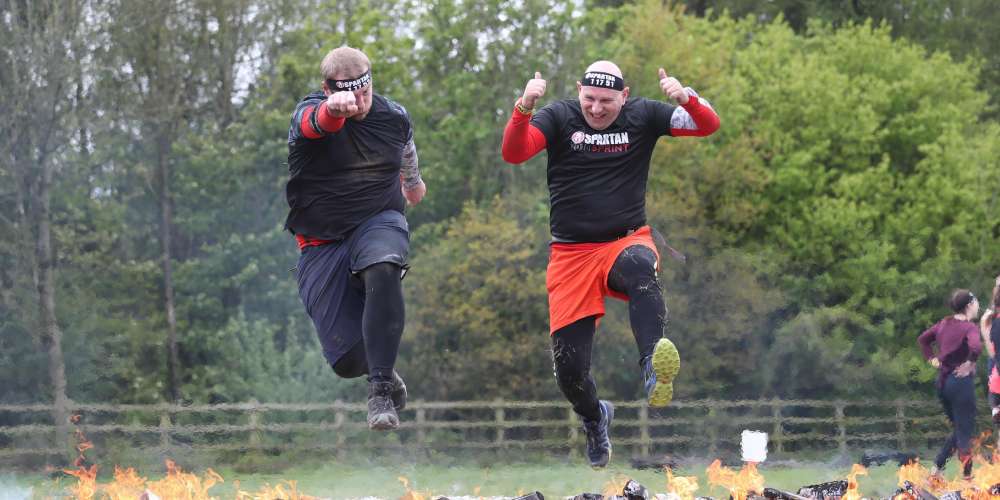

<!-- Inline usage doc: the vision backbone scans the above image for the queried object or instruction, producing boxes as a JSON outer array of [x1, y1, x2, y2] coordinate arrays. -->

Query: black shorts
[[295, 210, 409, 366]]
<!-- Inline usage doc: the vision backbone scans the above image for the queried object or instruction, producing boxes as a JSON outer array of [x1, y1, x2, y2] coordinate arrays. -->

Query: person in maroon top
[[918, 289, 981, 478]]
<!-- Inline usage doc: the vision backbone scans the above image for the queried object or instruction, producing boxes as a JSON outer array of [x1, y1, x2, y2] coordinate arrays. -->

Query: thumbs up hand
[[658, 68, 689, 105], [520, 71, 547, 110]]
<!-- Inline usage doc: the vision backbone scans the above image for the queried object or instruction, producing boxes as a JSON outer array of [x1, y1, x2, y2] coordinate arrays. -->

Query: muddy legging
[[935, 372, 976, 476], [329, 263, 405, 383], [552, 245, 666, 422]]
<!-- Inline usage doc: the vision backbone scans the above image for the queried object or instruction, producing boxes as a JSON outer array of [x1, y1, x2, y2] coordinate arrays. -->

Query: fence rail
[[0, 398, 963, 461]]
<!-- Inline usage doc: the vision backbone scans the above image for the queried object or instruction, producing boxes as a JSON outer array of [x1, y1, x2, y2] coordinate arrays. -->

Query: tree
[[0, 0, 95, 452]]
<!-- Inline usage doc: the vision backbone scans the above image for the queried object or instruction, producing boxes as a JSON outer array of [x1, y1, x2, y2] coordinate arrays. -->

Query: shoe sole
[[590, 401, 614, 469], [649, 338, 680, 408], [368, 413, 399, 431]]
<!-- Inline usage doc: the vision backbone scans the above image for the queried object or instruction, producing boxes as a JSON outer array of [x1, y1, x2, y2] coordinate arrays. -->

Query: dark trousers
[[552, 245, 666, 421], [935, 373, 976, 475]]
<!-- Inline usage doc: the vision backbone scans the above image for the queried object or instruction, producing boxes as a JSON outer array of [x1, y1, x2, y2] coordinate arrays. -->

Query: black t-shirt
[[530, 97, 677, 242], [285, 92, 411, 240]]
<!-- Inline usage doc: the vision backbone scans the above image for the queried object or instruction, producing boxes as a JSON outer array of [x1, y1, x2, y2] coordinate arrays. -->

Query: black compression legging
[[552, 245, 667, 421], [330, 262, 405, 383]]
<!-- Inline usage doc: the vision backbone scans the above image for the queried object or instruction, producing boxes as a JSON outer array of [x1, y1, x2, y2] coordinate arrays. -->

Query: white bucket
[[741, 430, 768, 463]]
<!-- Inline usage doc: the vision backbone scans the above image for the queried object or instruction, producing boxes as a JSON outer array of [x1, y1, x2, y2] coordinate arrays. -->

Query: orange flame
[[897, 460, 931, 490], [602, 474, 631, 496], [666, 468, 699, 500], [399, 475, 430, 500], [706, 459, 764, 500], [63, 464, 99, 500], [843, 464, 868, 500]]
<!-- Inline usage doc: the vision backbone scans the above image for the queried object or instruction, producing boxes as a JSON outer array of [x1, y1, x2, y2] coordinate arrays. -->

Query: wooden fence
[[0, 398, 967, 463]]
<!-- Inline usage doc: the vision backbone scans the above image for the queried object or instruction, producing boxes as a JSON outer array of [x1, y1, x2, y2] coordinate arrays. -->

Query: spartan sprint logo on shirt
[[570, 130, 631, 153]]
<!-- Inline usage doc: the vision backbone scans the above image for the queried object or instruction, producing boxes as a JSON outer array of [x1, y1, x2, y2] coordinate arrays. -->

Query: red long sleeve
[[670, 96, 721, 137], [501, 103, 547, 164], [299, 103, 346, 139]]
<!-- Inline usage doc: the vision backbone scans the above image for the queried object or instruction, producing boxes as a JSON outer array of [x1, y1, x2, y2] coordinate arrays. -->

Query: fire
[[666, 468, 699, 500], [970, 451, 1000, 493], [602, 474, 631, 496], [399, 475, 430, 500], [63, 464, 99, 500], [897, 460, 931, 490], [843, 464, 867, 500], [706, 459, 764, 500]]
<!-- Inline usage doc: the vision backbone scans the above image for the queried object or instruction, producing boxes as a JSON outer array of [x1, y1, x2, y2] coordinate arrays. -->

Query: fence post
[[896, 400, 906, 450], [159, 408, 172, 450], [416, 401, 427, 447], [771, 399, 784, 454], [333, 399, 346, 461], [248, 399, 261, 450], [835, 402, 847, 455], [494, 399, 505, 448], [639, 404, 650, 457], [567, 406, 579, 459], [707, 405, 718, 457]]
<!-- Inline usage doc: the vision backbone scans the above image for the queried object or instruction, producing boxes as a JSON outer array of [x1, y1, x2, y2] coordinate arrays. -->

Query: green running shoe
[[643, 337, 680, 407]]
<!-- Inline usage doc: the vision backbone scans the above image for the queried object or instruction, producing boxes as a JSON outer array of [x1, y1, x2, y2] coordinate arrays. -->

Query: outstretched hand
[[658, 68, 689, 105], [520, 71, 547, 110], [326, 91, 360, 117]]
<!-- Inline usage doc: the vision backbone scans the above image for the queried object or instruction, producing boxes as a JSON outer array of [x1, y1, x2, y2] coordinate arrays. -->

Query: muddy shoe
[[582, 400, 614, 469], [643, 337, 680, 407], [367, 380, 399, 431], [390, 371, 407, 412]]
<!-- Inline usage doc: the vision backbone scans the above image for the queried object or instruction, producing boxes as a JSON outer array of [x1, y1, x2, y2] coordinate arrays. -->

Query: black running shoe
[[390, 371, 407, 412], [367, 380, 399, 431], [582, 400, 614, 468]]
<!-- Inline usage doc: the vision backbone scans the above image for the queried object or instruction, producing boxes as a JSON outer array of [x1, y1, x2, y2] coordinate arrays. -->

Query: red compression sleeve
[[670, 96, 721, 137], [501, 102, 547, 164], [299, 103, 346, 139]]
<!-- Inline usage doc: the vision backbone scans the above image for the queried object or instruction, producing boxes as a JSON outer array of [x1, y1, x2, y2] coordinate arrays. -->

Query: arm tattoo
[[400, 139, 422, 189]]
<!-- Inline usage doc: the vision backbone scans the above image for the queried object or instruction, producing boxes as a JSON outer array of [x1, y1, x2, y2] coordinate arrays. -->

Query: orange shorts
[[546, 226, 659, 334]]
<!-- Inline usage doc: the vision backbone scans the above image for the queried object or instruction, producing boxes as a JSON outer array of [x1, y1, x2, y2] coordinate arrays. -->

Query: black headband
[[581, 71, 624, 91], [326, 69, 371, 92]]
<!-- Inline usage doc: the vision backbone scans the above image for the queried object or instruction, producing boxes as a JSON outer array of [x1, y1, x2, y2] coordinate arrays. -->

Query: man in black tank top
[[285, 46, 426, 431], [502, 60, 720, 467]]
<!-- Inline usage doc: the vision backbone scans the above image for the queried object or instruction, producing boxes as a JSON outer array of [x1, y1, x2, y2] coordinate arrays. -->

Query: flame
[[706, 460, 764, 500], [897, 460, 931, 490], [971, 451, 1000, 493], [602, 474, 631, 496], [666, 468, 699, 500], [398, 475, 430, 500], [843, 464, 868, 500], [235, 480, 318, 500], [63, 464, 99, 500]]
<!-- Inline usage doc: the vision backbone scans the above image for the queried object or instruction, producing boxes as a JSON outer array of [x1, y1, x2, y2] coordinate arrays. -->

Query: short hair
[[321, 46, 370, 80]]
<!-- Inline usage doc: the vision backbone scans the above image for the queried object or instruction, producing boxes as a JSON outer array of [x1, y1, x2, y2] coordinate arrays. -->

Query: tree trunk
[[34, 149, 70, 454], [158, 138, 181, 402]]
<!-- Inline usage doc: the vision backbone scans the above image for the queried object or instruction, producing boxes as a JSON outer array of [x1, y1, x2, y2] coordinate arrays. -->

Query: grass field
[[1, 452, 974, 499]]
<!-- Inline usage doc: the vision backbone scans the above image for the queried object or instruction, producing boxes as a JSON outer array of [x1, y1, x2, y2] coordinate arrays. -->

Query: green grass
[[7, 454, 978, 499]]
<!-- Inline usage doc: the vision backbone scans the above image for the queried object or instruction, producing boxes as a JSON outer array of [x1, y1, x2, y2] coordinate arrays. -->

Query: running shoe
[[643, 337, 680, 407], [582, 400, 614, 468], [367, 380, 400, 431]]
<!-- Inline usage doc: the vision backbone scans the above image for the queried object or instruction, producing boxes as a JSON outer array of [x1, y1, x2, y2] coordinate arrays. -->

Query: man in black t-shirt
[[502, 60, 720, 467], [286, 46, 426, 431]]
